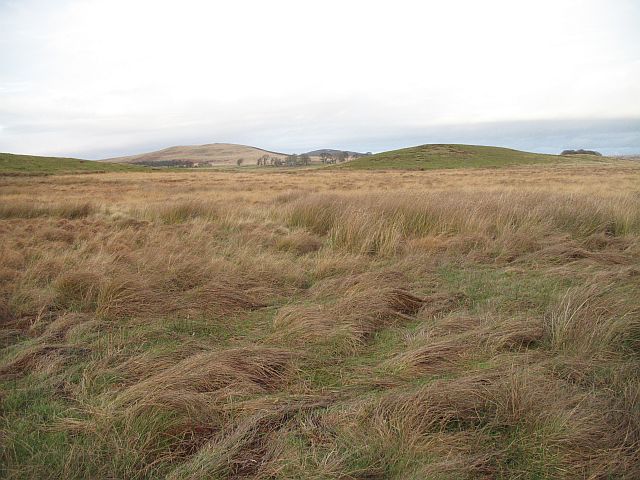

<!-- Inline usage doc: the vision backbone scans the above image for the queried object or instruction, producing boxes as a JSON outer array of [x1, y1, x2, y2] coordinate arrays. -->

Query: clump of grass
[[116, 347, 295, 410], [286, 191, 640, 259], [52, 271, 101, 312], [0, 201, 96, 219], [273, 272, 424, 349], [275, 229, 323, 255], [94, 274, 157, 319], [329, 209, 403, 256], [545, 283, 640, 356], [140, 199, 219, 224], [59, 347, 299, 469]]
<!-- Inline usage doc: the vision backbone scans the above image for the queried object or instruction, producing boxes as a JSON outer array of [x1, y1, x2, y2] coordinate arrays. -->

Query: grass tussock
[[275, 229, 323, 255], [1, 164, 640, 478], [287, 190, 640, 257], [115, 347, 295, 415], [545, 282, 640, 356], [0, 200, 97, 219], [138, 199, 220, 224], [273, 272, 424, 349]]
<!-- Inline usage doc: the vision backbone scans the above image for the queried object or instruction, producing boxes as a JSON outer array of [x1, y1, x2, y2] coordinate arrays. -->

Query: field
[[1, 160, 640, 479], [342, 144, 605, 170], [0, 153, 147, 176]]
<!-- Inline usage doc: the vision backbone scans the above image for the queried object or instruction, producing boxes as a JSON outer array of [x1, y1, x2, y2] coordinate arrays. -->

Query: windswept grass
[[0, 200, 97, 219], [287, 190, 640, 256], [1, 162, 640, 478]]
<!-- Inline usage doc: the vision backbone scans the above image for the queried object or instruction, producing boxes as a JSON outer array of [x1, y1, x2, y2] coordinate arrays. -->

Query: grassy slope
[[342, 143, 599, 170], [107, 143, 287, 165], [0, 152, 147, 175]]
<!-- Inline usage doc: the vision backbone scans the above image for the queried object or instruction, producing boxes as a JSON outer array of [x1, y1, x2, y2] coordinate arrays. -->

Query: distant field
[[342, 144, 605, 170], [0, 152, 148, 175]]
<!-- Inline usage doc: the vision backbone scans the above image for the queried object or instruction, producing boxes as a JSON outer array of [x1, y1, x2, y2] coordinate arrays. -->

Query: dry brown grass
[[1, 161, 639, 478], [273, 271, 424, 350]]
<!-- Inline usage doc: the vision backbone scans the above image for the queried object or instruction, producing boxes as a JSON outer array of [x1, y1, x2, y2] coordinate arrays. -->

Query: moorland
[[1, 149, 640, 479]]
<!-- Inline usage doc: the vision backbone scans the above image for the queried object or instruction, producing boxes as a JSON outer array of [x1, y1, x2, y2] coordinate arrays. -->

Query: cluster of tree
[[320, 152, 349, 164], [256, 154, 311, 167], [254, 151, 357, 167], [561, 149, 602, 156]]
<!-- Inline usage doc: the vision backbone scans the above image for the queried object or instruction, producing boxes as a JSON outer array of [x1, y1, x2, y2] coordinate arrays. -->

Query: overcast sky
[[1, 0, 639, 158]]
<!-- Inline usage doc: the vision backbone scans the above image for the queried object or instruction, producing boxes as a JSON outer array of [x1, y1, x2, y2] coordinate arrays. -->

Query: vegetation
[[1, 161, 640, 478], [342, 144, 607, 170], [0, 152, 147, 175], [135, 159, 195, 168], [256, 154, 311, 167], [561, 149, 603, 156]]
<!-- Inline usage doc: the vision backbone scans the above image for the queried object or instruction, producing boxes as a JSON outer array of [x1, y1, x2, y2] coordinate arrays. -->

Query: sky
[[0, 0, 639, 158]]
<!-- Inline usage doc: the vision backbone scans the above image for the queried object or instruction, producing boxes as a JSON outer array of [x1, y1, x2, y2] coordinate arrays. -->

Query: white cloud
[[1, 0, 639, 157]]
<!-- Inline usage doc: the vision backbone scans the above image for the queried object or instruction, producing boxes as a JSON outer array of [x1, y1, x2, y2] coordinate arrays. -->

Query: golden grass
[[1, 161, 639, 478]]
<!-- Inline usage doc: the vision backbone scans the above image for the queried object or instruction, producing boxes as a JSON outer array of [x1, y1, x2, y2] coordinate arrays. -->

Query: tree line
[[255, 152, 350, 167]]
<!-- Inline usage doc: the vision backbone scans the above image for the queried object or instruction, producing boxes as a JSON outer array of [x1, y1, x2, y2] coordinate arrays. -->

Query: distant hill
[[106, 143, 287, 166], [341, 144, 606, 170], [304, 149, 368, 157], [0, 152, 147, 176]]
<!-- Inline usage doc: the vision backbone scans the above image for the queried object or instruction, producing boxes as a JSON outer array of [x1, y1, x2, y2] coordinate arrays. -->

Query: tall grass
[[0, 200, 97, 219], [286, 191, 640, 256], [138, 199, 220, 224], [1, 165, 640, 478]]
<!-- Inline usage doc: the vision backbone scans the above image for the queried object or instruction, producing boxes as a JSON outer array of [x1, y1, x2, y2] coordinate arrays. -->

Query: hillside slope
[[0, 152, 146, 175], [107, 143, 286, 166], [342, 144, 602, 170]]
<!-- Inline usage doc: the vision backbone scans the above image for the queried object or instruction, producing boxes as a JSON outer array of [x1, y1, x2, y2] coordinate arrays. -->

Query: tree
[[299, 154, 311, 166], [236, 158, 244, 166], [561, 149, 602, 156], [285, 154, 298, 167], [337, 151, 348, 163]]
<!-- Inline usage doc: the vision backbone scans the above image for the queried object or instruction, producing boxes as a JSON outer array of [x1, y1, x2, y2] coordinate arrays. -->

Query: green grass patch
[[341, 144, 603, 170], [436, 263, 575, 314], [0, 152, 148, 176], [0, 378, 96, 479]]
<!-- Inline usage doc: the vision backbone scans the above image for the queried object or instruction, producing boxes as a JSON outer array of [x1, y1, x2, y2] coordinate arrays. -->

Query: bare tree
[[285, 154, 298, 167]]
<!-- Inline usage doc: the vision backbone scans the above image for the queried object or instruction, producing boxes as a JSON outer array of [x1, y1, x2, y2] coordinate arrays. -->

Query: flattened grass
[[1, 164, 640, 478]]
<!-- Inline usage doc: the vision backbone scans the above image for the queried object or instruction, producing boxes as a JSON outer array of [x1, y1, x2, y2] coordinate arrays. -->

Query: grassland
[[107, 143, 287, 166], [0, 153, 148, 176], [342, 144, 606, 170], [1, 161, 640, 479]]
